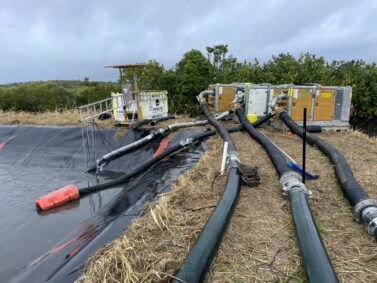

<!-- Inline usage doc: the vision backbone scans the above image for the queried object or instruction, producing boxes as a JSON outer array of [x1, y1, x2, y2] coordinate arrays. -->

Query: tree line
[[1, 44, 377, 120]]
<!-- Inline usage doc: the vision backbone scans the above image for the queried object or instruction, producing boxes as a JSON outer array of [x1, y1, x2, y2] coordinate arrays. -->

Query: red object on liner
[[153, 138, 170, 158], [35, 184, 80, 210]]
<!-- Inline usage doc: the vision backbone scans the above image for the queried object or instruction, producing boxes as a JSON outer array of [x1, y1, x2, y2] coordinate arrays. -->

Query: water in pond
[[0, 125, 203, 283]]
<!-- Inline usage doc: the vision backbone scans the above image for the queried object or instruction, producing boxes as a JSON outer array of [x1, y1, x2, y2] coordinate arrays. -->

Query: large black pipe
[[236, 108, 338, 283], [279, 111, 369, 207], [173, 103, 243, 283]]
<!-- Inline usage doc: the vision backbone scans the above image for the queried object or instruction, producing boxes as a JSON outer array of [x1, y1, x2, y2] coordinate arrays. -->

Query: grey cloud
[[0, 0, 376, 83]]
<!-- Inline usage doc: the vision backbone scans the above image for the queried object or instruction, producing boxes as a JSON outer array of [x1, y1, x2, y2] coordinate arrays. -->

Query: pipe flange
[[354, 199, 377, 223]]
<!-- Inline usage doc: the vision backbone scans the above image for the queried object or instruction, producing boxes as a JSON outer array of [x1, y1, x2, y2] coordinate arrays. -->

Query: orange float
[[35, 184, 80, 210]]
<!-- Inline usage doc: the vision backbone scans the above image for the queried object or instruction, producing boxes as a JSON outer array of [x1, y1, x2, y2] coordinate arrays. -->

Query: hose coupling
[[226, 150, 240, 169], [230, 101, 242, 111], [180, 137, 194, 147], [279, 171, 309, 196], [354, 198, 377, 223], [268, 91, 287, 109], [231, 92, 245, 106], [153, 127, 169, 135], [361, 206, 377, 237], [196, 90, 214, 103], [96, 158, 106, 174]]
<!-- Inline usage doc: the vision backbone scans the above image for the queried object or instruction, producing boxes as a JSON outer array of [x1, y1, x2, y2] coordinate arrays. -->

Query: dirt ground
[[2, 111, 376, 282], [76, 124, 377, 283]]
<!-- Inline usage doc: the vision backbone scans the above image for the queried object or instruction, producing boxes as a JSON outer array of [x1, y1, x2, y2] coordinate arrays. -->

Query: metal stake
[[303, 108, 307, 184]]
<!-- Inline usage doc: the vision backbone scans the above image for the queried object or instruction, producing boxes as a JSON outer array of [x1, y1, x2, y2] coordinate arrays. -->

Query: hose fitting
[[269, 91, 287, 109], [196, 89, 215, 103], [230, 101, 242, 112], [226, 150, 240, 169], [361, 206, 377, 237], [354, 199, 377, 222], [279, 171, 309, 196], [354, 199, 377, 236], [179, 137, 195, 147]]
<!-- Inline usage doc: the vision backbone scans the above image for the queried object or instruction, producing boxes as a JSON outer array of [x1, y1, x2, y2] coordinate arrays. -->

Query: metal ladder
[[78, 94, 129, 122]]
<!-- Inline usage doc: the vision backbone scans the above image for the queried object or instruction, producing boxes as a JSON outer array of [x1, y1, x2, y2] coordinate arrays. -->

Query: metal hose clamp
[[226, 151, 240, 169]]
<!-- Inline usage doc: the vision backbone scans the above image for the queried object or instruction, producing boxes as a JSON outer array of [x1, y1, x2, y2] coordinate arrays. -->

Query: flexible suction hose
[[236, 108, 338, 283], [280, 111, 368, 205], [95, 111, 230, 171], [235, 109, 289, 176], [80, 128, 237, 195], [173, 102, 240, 283], [35, 127, 243, 211], [278, 111, 377, 237]]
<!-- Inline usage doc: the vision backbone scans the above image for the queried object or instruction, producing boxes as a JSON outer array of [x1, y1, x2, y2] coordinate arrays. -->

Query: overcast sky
[[1, 0, 376, 83]]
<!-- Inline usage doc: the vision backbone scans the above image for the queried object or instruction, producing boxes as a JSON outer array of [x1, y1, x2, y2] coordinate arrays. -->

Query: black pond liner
[[0, 125, 204, 283]]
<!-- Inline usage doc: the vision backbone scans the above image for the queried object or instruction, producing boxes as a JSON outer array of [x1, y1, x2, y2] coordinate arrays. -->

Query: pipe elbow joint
[[196, 90, 214, 104], [269, 92, 287, 113]]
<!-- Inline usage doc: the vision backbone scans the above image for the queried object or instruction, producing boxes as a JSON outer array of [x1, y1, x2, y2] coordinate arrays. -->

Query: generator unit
[[245, 84, 272, 117], [208, 84, 237, 112], [112, 90, 169, 122], [136, 90, 168, 120], [268, 84, 352, 129]]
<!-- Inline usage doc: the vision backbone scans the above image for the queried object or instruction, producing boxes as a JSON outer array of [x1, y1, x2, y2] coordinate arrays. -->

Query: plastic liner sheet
[[0, 125, 203, 283]]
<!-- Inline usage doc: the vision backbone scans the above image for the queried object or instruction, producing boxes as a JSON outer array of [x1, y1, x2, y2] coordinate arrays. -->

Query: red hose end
[[35, 184, 80, 210]]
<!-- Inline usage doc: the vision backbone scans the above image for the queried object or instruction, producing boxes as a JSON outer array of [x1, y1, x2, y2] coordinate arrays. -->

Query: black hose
[[80, 142, 186, 195], [79, 127, 243, 195], [236, 109, 289, 176], [236, 108, 338, 283], [279, 111, 369, 206], [251, 112, 274, 128], [290, 191, 339, 282], [174, 167, 240, 282], [173, 104, 244, 283], [201, 104, 236, 151]]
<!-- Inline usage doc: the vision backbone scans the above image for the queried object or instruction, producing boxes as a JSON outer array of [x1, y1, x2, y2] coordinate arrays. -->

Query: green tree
[[207, 44, 229, 81], [138, 60, 165, 90], [263, 53, 300, 84], [297, 53, 331, 84], [176, 49, 212, 101]]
